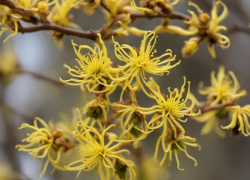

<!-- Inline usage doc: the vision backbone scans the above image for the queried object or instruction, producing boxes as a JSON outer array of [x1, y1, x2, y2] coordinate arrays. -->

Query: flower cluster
[[60, 31, 201, 172], [60, 31, 180, 99], [16, 31, 203, 179], [3, 0, 249, 179], [191, 66, 250, 137]]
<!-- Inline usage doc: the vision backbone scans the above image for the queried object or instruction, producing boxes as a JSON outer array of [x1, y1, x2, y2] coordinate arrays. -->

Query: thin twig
[[201, 98, 237, 113], [227, 25, 250, 35], [18, 23, 101, 40], [16, 69, 63, 86], [130, 11, 190, 21]]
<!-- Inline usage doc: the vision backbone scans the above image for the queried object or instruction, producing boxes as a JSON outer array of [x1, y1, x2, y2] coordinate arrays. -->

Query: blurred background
[[1, 0, 250, 179]]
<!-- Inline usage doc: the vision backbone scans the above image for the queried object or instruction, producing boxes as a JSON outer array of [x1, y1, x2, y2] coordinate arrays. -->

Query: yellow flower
[[112, 102, 151, 147], [77, 0, 101, 15], [65, 121, 136, 180], [112, 31, 180, 100], [193, 110, 226, 138], [199, 66, 246, 106], [186, 1, 230, 58], [60, 34, 117, 93], [146, 77, 199, 137], [221, 105, 250, 137], [154, 133, 201, 171], [49, 0, 82, 28], [16, 117, 74, 177]]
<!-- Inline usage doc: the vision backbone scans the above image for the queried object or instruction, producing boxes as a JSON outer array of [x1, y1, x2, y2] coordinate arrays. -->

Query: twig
[[18, 23, 101, 40], [130, 11, 190, 21], [16, 69, 63, 86], [0, 100, 34, 122], [227, 25, 250, 35], [201, 99, 237, 113]]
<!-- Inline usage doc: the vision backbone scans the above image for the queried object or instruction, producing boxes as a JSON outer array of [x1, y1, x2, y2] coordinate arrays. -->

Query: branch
[[186, 99, 237, 119], [0, 97, 34, 122], [130, 11, 190, 21], [227, 25, 250, 35], [18, 23, 102, 40], [17, 69, 63, 86], [201, 98, 237, 113]]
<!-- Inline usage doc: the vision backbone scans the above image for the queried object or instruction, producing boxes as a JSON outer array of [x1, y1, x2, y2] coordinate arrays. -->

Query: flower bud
[[87, 106, 103, 119], [199, 13, 210, 25], [182, 37, 199, 58]]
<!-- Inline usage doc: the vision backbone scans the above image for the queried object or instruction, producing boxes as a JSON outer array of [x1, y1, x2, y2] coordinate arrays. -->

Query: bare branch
[[227, 25, 250, 35], [201, 99, 237, 113], [18, 23, 101, 40], [130, 11, 190, 21], [17, 69, 63, 86]]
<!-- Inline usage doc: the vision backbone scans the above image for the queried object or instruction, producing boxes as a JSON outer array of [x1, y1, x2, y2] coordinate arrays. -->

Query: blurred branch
[[0, 95, 27, 179], [0, 94, 33, 180], [15, 68, 63, 86], [227, 25, 250, 35], [186, 99, 237, 118], [201, 99, 237, 112], [0, 98, 33, 122]]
